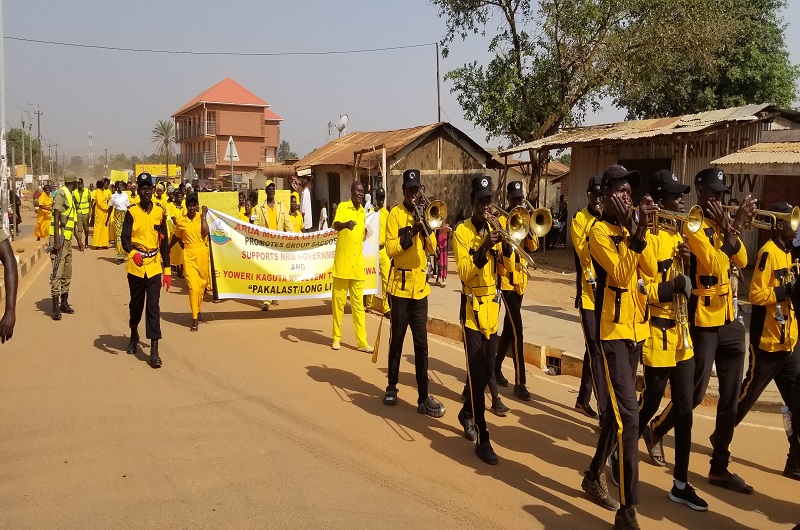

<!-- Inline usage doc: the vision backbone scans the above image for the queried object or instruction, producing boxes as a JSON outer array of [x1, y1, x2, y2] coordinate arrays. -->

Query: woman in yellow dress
[[170, 194, 209, 331], [168, 190, 187, 277], [34, 185, 53, 240], [92, 181, 111, 249]]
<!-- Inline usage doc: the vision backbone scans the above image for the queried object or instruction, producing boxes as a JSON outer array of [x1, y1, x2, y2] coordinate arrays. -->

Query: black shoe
[[383, 388, 398, 406], [614, 506, 640, 530], [575, 400, 598, 419], [643, 423, 666, 466], [669, 483, 708, 511], [489, 396, 510, 417], [513, 384, 531, 401], [475, 440, 498, 465], [581, 471, 619, 511], [458, 409, 478, 442], [126, 332, 139, 355], [609, 449, 620, 487], [190, 319, 199, 332], [496, 371, 509, 387], [51, 296, 62, 321], [149, 340, 162, 368], [197, 312, 205, 323], [784, 458, 800, 481], [59, 294, 75, 314], [417, 395, 446, 418]]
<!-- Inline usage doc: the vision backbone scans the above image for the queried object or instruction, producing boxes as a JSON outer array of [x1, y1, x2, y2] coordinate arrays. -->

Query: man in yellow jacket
[[383, 170, 445, 418], [580, 165, 656, 529], [649, 168, 757, 494], [724, 201, 800, 480]]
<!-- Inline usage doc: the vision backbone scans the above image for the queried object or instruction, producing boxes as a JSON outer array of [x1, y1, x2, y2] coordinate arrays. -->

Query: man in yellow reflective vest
[[73, 178, 92, 250], [50, 175, 82, 321]]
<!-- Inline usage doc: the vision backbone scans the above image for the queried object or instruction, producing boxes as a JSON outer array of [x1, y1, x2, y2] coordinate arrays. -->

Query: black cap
[[586, 175, 602, 193], [374, 186, 386, 199], [601, 165, 640, 189], [136, 172, 153, 188], [185, 192, 199, 205], [472, 176, 493, 200], [649, 169, 690, 196], [768, 201, 793, 214], [507, 181, 524, 198], [403, 169, 421, 188], [694, 168, 730, 193]]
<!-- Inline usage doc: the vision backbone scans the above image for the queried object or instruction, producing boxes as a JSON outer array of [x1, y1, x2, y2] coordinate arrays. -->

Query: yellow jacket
[[589, 218, 649, 341], [571, 207, 600, 310], [749, 239, 798, 352], [497, 214, 538, 294], [122, 203, 171, 278], [685, 218, 746, 327], [453, 218, 502, 338], [639, 230, 694, 366], [385, 204, 436, 300], [256, 200, 287, 231]]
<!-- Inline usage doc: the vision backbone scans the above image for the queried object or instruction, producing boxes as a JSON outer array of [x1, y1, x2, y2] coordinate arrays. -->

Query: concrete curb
[[373, 297, 783, 414], [0, 242, 47, 302]]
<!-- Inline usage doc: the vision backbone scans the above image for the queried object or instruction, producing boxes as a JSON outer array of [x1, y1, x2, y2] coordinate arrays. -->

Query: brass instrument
[[721, 205, 800, 231], [486, 206, 537, 275], [672, 253, 692, 350], [523, 198, 554, 238], [632, 205, 704, 235], [412, 190, 447, 231]]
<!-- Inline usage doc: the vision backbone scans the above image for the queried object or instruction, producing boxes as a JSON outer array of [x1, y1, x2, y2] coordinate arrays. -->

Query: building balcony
[[178, 151, 217, 166]]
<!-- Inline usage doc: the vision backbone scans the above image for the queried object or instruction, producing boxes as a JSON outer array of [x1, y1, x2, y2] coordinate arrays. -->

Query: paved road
[[0, 248, 796, 528]]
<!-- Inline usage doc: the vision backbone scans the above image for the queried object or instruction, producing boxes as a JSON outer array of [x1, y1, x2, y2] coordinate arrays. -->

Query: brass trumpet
[[486, 206, 538, 274], [632, 205, 704, 235], [721, 205, 800, 231], [523, 198, 554, 238]]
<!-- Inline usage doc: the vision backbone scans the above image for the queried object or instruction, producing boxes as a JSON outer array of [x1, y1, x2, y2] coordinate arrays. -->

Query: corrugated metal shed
[[713, 142, 800, 166], [500, 104, 788, 155]]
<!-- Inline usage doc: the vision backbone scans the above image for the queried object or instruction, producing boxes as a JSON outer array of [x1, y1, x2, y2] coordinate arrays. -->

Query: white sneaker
[[357, 345, 374, 353], [331, 340, 341, 350]]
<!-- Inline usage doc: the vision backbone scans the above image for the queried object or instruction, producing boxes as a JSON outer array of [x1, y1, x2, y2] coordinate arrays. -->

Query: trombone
[[486, 205, 538, 274], [721, 205, 800, 231], [411, 189, 448, 232], [632, 205, 704, 235], [523, 198, 554, 238]]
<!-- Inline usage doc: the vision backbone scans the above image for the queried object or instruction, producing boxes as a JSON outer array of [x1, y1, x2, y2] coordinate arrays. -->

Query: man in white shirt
[[109, 182, 132, 263], [301, 177, 313, 232]]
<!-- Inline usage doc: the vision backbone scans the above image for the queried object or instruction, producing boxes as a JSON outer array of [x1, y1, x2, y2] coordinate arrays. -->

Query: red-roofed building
[[172, 78, 283, 189]]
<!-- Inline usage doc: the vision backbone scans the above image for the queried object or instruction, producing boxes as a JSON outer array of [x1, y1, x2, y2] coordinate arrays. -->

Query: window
[[328, 172, 340, 208]]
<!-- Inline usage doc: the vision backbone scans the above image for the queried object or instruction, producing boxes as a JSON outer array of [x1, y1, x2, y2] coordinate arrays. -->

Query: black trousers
[[495, 290, 526, 386], [387, 295, 429, 403], [652, 320, 745, 474], [462, 326, 499, 445], [589, 339, 642, 507], [638, 358, 695, 483], [792, 371, 800, 463], [577, 307, 608, 416], [128, 273, 162, 340], [736, 345, 800, 424]]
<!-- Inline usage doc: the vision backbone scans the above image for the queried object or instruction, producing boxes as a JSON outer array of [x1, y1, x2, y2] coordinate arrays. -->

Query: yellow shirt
[[94, 188, 110, 213], [497, 214, 538, 294], [750, 239, 798, 352], [174, 213, 205, 246], [589, 218, 649, 341], [257, 200, 285, 230], [124, 203, 170, 278], [453, 218, 502, 338], [685, 217, 747, 327], [375, 206, 389, 248], [385, 204, 436, 300], [153, 194, 168, 212], [332, 200, 366, 280], [571, 207, 600, 310], [288, 211, 304, 233]]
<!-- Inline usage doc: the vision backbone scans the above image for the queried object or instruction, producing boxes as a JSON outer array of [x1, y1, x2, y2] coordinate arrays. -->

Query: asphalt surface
[[0, 247, 797, 528]]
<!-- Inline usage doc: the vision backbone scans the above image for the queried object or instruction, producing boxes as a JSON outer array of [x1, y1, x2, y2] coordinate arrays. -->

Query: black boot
[[51, 296, 62, 321], [126, 329, 139, 355], [60, 293, 75, 314], [149, 340, 162, 368]]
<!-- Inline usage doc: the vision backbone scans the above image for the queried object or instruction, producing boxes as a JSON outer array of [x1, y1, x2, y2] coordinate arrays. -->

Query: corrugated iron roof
[[500, 104, 791, 155], [713, 142, 800, 166], [295, 123, 464, 169], [173, 78, 269, 116]]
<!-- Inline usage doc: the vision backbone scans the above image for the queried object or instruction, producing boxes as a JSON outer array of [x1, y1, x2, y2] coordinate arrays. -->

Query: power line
[[5, 36, 436, 57]]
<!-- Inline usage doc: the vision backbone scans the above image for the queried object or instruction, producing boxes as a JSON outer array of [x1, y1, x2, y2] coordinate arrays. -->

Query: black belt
[[699, 275, 718, 288], [134, 246, 159, 258]]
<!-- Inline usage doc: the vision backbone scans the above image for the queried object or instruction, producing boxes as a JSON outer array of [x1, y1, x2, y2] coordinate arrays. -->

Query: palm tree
[[151, 120, 176, 176]]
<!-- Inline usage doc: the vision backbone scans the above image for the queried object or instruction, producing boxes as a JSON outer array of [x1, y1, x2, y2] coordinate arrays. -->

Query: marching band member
[[365, 187, 390, 316], [122, 173, 171, 368], [382, 170, 445, 418], [330, 181, 373, 353], [571, 175, 605, 419], [494, 181, 538, 406], [649, 168, 756, 494], [724, 201, 800, 480], [581, 165, 653, 529], [636, 170, 708, 511], [453, 176, 503, 465]]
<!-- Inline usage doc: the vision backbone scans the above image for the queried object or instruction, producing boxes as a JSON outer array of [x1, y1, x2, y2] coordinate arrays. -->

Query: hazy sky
[[3, 0, 800, 162]]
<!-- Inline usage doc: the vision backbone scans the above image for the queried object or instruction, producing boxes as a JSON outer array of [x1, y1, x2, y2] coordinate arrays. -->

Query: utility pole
[[88, 132, 93, 178], [28, 121, 32, 178], [436, 42, 441, 123], [35, 107, 43, 176], [104, 148, 108, 180], [0, 0, 8, 235], [20, 117, 25, 177], [54, 143, 59, 179]]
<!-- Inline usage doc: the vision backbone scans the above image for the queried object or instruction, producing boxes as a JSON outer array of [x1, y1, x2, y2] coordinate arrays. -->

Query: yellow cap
[[292, 191, 300, 203], [265, 180, 275, 189]]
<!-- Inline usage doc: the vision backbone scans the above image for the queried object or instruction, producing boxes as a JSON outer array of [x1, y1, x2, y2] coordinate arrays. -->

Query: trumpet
[[632, 205, 704, 235], [486, 206, 538, 274], [721, 205, 800, 231], [412, 190, 448, 232], [522, 198, 554, 238]]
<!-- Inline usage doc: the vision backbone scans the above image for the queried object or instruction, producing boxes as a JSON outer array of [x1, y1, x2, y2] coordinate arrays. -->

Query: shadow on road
[[281, 327, 330, 347], [93, 333, 151, 364]]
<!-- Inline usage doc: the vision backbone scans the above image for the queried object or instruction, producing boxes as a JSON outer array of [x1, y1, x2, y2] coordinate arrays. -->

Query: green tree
[[278, 140, 298, 161], [5, 127, 43, 172], [151, 120, 176, 167]]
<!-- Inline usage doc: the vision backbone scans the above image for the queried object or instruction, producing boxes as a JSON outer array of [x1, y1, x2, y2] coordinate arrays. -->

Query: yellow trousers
[[365, 249, 391, 314], [332, 277, 368, 347], [184, 243, 209, 318]]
